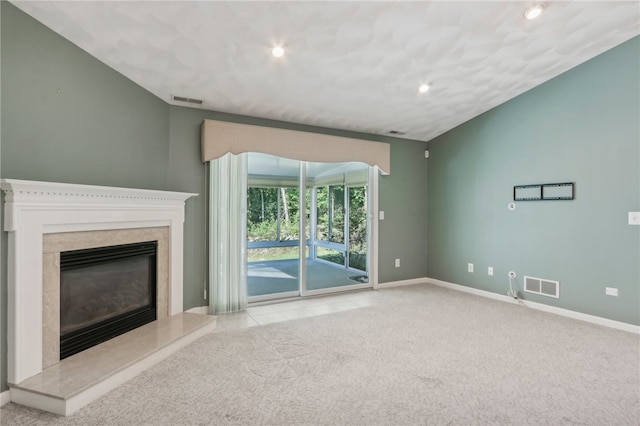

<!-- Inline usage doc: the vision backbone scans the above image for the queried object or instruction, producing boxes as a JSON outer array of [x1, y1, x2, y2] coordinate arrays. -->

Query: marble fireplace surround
[[2, 179, 197, 385], [42, 227, 170, 369]]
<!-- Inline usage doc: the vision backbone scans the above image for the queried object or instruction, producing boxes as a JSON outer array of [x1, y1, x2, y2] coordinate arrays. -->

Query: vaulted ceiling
[[12, 1, 640, 142]]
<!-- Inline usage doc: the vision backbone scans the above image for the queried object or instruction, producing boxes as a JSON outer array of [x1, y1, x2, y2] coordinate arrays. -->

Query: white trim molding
[[1, 179, 197, 384], [368, 167, 380, 290], [1, 390, 10, 407], [377, 277, 429, 289], [427, 278, 640, 335], [185, 306, 209, 315]]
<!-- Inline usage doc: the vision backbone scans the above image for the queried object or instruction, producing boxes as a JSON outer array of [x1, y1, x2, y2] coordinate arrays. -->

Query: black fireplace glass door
[[60, 241, 157, 359], [61, 256, 152, 335]]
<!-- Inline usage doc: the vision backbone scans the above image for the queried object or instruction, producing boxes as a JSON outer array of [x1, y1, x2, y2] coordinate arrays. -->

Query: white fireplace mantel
[[1, 179, 197, 384]]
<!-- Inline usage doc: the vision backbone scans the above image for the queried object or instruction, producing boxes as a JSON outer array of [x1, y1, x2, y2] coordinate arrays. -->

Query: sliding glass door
[[246, 153, 373, 302], [306, 181, 369, 293], [348, 186, 368, 273], [246, 155, 301, 301]]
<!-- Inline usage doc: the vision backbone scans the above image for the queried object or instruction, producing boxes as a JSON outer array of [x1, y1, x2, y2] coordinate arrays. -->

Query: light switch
[[379, 211, 385, 220]]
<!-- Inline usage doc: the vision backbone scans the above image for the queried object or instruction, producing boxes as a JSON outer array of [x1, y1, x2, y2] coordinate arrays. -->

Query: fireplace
[[1, 179, 196, 384], [60, 241, 158, 359]]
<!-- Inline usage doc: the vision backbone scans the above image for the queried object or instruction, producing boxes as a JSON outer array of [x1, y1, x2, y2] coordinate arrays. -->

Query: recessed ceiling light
[[271, 45, 285, 58], [523, 3, 546, 20], [418, 83, 430, 93]]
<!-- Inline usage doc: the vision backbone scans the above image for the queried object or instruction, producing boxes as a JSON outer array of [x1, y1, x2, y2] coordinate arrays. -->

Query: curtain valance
[[201, 119, 390, 174]]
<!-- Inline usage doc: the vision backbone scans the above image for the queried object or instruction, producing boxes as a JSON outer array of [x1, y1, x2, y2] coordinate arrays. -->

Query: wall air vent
[[171, 95, 203, 105], [524, 276, 559, 298]]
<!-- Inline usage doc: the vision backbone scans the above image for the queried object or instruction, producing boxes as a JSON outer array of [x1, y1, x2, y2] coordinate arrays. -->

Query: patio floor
[[247, 258, 368, 297]]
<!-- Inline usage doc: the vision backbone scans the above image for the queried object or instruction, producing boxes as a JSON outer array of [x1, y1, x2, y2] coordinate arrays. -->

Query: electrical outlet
[[379, 211, 385, 220], [468, 263, 474, 273], [488, 266, 494, 276], [605, 287, 618, 297], [395, 258, 400, 268], [629, 212, 640, 225]]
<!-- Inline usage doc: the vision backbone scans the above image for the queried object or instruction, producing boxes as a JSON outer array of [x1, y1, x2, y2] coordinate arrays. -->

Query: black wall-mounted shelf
[[514, 182, 574, 201]]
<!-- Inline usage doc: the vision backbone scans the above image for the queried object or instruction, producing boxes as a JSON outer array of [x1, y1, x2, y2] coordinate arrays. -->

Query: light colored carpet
[[2, 284, 639, 425]]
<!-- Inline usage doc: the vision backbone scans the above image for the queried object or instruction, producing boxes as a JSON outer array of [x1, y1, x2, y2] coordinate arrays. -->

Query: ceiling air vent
[[524, 276, 559, 298], [171, 95, 203, 105], [387, 130, 406, 136]]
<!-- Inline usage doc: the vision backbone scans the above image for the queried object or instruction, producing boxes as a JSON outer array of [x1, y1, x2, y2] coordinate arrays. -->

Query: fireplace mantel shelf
[[2, 179, 195, 201], [2, 180, 197, 232]]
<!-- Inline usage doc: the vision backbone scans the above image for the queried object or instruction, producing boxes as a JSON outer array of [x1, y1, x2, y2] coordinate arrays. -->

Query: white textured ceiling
[[11, 1, 640, 142]]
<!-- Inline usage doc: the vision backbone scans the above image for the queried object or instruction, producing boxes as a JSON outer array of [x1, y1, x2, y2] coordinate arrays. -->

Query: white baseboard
[[376, 277, 428, 289], [427, 278, 640, 334], [1, 389, 10, 407], [185, 306, 209, 315]]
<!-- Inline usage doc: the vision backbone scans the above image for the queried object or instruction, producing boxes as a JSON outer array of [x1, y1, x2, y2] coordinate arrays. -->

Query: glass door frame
[[247, 160, 379, 303], [299, 162, 377, 297]]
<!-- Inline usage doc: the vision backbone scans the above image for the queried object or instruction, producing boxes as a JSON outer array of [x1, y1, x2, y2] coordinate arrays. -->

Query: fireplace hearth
[[60, 241, 158, 359]]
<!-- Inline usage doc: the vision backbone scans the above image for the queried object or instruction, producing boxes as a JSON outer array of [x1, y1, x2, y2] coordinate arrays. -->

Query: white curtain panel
[[208, 153, 248, 314]]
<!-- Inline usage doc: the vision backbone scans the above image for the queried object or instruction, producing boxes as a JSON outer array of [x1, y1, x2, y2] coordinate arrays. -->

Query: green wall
[[380, 136, 429, 282], [0, 4, 170, 188], [167, 106, 209, 310], [427, 36, 640, 325]]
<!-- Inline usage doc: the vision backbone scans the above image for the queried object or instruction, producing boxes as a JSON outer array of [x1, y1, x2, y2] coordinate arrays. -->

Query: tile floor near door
[[215, 289, 388, 330]]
